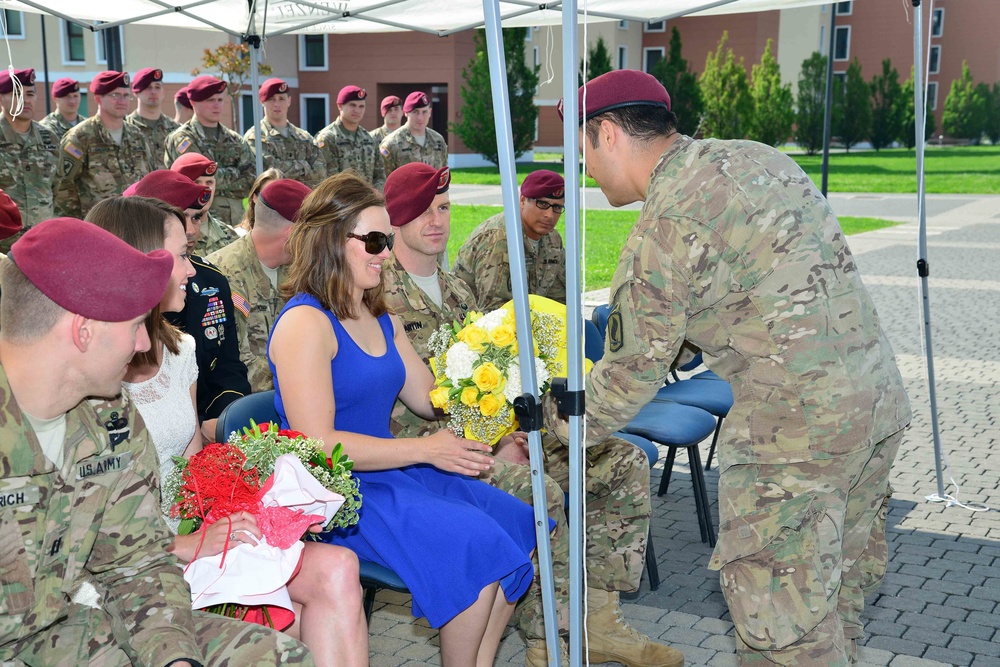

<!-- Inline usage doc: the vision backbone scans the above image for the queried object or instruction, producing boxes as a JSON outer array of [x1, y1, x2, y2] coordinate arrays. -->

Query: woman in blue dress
[[267, 173, 539, 667]]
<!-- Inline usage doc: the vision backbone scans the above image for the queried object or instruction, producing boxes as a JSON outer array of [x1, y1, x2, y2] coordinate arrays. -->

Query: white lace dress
[[123, 333, 199, 519]]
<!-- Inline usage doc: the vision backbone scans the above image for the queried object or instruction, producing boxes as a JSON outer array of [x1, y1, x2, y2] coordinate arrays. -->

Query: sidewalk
[[367, 192, 1000, 667]]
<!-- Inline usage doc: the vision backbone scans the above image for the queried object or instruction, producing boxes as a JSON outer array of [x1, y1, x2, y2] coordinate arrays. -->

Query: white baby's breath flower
[[534, 357, 550, 387], [445, 342, 475, 383], [476, 308, 507, 332], [504, 362, 522, 404]]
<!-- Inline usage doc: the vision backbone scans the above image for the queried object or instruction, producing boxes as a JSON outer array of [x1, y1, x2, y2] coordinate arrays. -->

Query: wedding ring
[[229, 531, 236, 540]]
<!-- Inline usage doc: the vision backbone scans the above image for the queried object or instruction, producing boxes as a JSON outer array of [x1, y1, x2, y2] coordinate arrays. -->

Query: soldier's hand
[[422, 429, 495, 476], [495, 431, 530, 466]]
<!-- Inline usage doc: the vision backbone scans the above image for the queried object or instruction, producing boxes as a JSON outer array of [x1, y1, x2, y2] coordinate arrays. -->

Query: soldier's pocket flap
[[715, 493, 819, 565]]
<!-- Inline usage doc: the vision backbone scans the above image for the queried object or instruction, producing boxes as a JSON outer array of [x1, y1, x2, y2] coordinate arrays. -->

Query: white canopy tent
[[0, 1, 943, 663]]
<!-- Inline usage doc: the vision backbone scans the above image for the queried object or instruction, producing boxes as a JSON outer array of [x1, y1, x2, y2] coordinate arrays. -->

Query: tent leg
[[820, 3, 836, 197], [247, 34, 264, 176]]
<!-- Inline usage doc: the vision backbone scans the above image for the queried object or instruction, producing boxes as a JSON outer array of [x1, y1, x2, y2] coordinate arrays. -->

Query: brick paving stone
[[857, 646, 896, 666], [923, 579, 975, 596], [897, 611, 951, 632], [707, 653, 739, 667], [887, 655, 955, 667], [867, 620, 909, 639], [949, 636, 1000, 657], [943, 570, 988, 586], [898, 587, 949, 605], [965, 610, 1000, 628], [866, 636, 930, 657], [923, 646, 975, 666], [944, 595, 996, 612], [902, 627, 951, 648], [971, 657, 1000, 667], [947, 620, 997, 641]]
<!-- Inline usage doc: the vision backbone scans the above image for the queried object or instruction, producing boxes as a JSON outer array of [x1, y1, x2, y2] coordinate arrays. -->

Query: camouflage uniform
[[453, 212, 567, 311], [382, 258, 650, 643], [315, 117, 385, 190], [164, 120, 255, 227], [368, 124, 394, 145], [378, 124, 448, 176], [0, 116, 60, 253], [124, 110, 179, 166], [245, 118, 327, 187], [38, 111, 83, 141], [0, 367, 314, 666], [196, 211, 239, 257], [207, 233, 286, 392], [55, 116, 153, 219], [550, 135, 912, 664]]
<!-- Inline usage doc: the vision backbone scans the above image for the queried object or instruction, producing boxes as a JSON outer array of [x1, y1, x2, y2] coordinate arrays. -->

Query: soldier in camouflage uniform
[[170, 151, 240, 255], [0, 218, 314, 666], [315, 86, 384, 190], [453, 170, 567, 310], [0, 69, 60, 253], [38, 78, 84, 140], [245, 78, 326, 187], [125, 67, 179, 163], [208, 179, 311, 392], [378, 91, 448, 176], [56, 71, 153, 219], [383, 163, 676, 667], [552, 70, 912, 666], [369, 94, 402, 145], [164, 75, 255, 227], [173, 86, 193, 125]]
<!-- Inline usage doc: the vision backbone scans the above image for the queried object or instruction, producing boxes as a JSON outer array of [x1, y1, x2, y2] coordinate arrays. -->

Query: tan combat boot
[[585, 589, 684, 667], [525, 637, 569, 667]]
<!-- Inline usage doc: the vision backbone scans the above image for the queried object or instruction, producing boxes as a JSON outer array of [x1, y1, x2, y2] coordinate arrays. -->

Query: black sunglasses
[[347, 231, 395, 254]]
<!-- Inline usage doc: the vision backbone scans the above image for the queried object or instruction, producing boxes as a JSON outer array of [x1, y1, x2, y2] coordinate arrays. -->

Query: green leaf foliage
[[900, 68, 936, 148], [699, 32, 753, 140], [579, 36, 613, 87], [834, 58, 871, 152], [651, 26, 704, 136], [942, 60, 986, 142], [869, 59, 904, 151], [795, 51, 828, 154], [749, 38, 793, 147]]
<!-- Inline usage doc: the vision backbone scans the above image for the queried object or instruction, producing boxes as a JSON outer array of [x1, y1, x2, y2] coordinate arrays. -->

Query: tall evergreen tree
[[868, 59, 904, 151], [942, 61, 986, 142], [749, 38, 794, 146], [794, 51, 827, 154], [579, 36, 613, 86], [986, 82, 1000, 145], [699, 32, 753, 139], [900, 68, 936, 148], [651, 26, 704, 136], [834, 58, 870, 152], [451, 29, 539, 165]]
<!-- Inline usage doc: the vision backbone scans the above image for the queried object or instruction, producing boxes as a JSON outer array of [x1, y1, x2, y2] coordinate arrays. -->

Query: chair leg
[[363, 585, 377, 622], [688, 445, 716, 547], [704, 417, 724, 472], [645, 526, 660, 591], [656, 446, 677, 497]]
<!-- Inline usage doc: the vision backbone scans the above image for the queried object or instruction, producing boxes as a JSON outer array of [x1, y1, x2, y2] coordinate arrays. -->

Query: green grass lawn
[[450, 145, 1000, 194], [448, 206, 902, 290]]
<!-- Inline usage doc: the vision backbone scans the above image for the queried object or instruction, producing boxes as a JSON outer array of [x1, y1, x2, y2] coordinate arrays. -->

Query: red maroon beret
[[558, 69, 671, 124], [187, 75, 227, 102], [259, 179, 312, 223], [337, 85, 367, 105], [52, 77, 79, 98], [521, 170, 565, 200], [403, 91, 430, 114], [0, 68, 35, 94], [124, 170, 212, 211], [174, 86, 192, 109], [170, 152, 218, 181], [380, 95, 401, 115], [259, 77, 289, 103], [384, 163, 450, 228], [0, 189, 23, 240], [131, 67, 163, 93], [9, 218, 172, 322], [91, 71, 131, 96]]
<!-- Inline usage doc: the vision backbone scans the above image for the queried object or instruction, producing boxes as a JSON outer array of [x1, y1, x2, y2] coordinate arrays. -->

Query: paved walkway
[[368, 191, 1000, 667]]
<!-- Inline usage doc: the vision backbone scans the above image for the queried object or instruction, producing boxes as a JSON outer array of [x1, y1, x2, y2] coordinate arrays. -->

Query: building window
[[644, 20, 665, 33], [643, 47, 664, 74], [240, 92, 255, 134], [300, 94, 329, 135], [835, 1, 852, 15], [533, 46, 539, 69], [932, 8, 944, 37], [63, 20, 86, 64], [95, 25, 124, 65], [927, 81, 938, 111], [928, 45, 940, 74], [1, 10, 24, 39], [617, 45, 628, 70], [833, 25, 850, 61], [299, 34, 328, 71], [618, 20, 628, 30], [79, 91, 88, 116]]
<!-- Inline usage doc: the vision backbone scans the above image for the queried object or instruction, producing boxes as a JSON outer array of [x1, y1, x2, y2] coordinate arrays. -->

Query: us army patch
[[64, 143, 83, 159], [77, 451, 132, 480], [0, 485, 40, 510], [608, 307, 624, 353], [177, 138, 192, 154]]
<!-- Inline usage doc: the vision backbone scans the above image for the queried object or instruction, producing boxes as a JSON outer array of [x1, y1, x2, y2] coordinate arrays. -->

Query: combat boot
[[525, 637, 569, 667], [585, 589, 684, 667]]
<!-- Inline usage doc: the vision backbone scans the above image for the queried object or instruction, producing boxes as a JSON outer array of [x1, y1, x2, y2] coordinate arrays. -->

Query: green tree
[[579, 36, 613, 86], [900, 68, 936, 148], [942, 61, 986, 142], [193, 42, 271, 129], [651, 26, 704, 135], [974, 82, 994, 143], [834, 58, 870, 152], [986, 82, 1000, 144], [794, 51, 827, 154], [868, 59, 904, 151], [699, 32, 753, 139], [749, 38, 793, 146], [451, 29, 539, 165]]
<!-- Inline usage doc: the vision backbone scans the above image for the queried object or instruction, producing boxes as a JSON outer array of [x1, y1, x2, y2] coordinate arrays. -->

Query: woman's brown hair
[[85, 196, 185, 369], [282, 171, 387, 320]]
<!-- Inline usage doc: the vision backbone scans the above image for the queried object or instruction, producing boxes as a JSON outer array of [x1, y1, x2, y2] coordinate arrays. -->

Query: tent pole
[[820, 3, 836, 197], [560, 2, 585, 667], [911, 0, 945, 501], [248, 36, 263, 175], [40, 15, 50, 115], [480, 2, 560, 663]]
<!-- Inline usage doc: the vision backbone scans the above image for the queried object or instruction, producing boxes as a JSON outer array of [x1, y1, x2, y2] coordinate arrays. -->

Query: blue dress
[[268, 293, 537, 628]]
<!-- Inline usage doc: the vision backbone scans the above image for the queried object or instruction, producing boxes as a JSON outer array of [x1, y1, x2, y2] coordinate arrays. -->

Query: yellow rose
[[460, 386, 479, 407], [490, 324, 516, 348], [479, 393, 502, 417], [457, 325, 489, 351], [472, 362, 503, 392], [429, 387, 450, 409]]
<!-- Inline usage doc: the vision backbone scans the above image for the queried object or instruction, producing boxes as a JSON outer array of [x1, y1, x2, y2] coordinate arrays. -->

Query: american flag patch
[[380, 145, 389, 157], [64, 143, 83, 159], [177, 138, 192, 154], [231, 291, 250, 318]]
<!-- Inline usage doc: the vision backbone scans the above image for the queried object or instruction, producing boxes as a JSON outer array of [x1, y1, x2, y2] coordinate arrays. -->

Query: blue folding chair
[[215, 391, 410, 621]]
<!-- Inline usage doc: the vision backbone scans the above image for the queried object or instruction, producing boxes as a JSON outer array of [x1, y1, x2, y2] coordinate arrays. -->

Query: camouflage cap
[[9, 218, 172, 322], [91, 71, 131, 96], [170, 152, 218, 181], [174, 86, 192, 109], [521, 170, 565, 200], [558, 69, 671, 124], [380, 95, 402, 115], [187, 75, 227, 102], [337, 85, 367, 105], [124, 170, 213, 211], [0, 189, 23, 240], [258, 77, 289, 103], [384, 163, 450, 228], [51, 77, 79, 98], [131, 67, 164, 93], [259, 179, 312, 223], [0, 68, 35, 94], [403, 91, 430, 114]]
